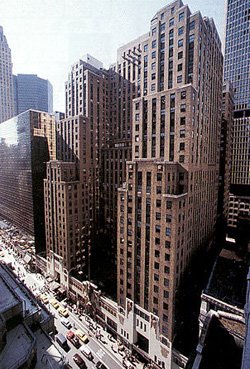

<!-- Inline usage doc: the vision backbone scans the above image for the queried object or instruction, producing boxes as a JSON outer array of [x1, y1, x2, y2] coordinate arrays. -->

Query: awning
[[24, 254, 32, 264], [50, 281, 60, 291]]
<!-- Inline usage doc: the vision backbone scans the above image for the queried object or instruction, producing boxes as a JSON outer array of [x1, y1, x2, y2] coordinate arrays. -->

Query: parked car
[[66, 330, 80, 348], [80, 345, 93, 360], [39, 294, 49, 304], [60, 317, 71, 329], [73, 353, 87, 369], [75, 329, 89, 343], [96, 361, 108, 369]]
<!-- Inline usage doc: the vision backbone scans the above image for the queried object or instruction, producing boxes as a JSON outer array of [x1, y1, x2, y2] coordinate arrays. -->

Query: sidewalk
[[82, 315, 145, 369]]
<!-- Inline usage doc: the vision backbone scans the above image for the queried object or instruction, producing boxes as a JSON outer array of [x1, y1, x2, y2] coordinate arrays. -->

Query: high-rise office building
[[45, 57, 110, 283], [0, 110, 56, 253], [0, 26, 14, 123], [117, 0, 222, 366], [224, 0, 250, 234], [13, 74, 53, 115]]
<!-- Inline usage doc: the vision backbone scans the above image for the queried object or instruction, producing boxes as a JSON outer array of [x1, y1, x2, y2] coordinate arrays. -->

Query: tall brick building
[[116, 1, 222, 367]]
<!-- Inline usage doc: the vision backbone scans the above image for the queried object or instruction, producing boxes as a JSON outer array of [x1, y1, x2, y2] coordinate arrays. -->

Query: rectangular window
[[166, 227, 171, 236], [189, 20, 195, 30], [177, 63, 182, 71], [152, 27, 157, 36], [180, 116, 186, 125], [177, 75, 182, 83], [179, 12, 184, 21], [144, 44, 148, 52], [178, 26, 184, 35], [151, 62, 156, 70], [165, 241, 171, 249], [152, 51, 156, 59], [160, 23, 165, 32], [178, 51, 183, 59], [180, 128, 186, 137], [179, 155, 185, 163], [152, 40, 157, 48], [180, 142, 185, 151], [178, 39, 183, 47], [180, 104, 186, 112], [166, 201, 172, 209], [169, 18, 174, 27], [151, 84, 156, 91]]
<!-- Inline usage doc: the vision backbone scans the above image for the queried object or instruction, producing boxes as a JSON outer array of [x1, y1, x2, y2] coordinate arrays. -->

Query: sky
[[0, 0, 226, 112]]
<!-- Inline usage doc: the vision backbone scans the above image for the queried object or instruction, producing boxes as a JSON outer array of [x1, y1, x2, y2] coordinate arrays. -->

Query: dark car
[[73, 353, 87, 369], [96, 361, 108, 369]]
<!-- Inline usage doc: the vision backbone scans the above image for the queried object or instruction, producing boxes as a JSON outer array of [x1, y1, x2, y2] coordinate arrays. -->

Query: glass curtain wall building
[[13, 74, 53, 115], [224, 0, 250, 233], [0, 110, 55, 253]]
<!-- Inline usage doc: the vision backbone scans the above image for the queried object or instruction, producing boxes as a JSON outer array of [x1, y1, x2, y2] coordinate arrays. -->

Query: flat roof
[[0, 323, 35, 369], [0, 275, 20, 313], [205, 246, 248, 309]]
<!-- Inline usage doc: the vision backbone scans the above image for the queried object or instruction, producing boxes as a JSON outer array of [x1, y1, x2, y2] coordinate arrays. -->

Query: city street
[[0, 237, 142, 369]]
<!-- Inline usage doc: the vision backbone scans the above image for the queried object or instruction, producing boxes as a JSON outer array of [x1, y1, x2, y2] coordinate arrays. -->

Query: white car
[[60, 317, 71, 329]]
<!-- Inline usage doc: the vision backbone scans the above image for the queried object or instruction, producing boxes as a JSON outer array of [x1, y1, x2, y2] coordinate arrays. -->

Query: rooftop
[[0, 323, 35, 369], [205, 244, 248, 309]]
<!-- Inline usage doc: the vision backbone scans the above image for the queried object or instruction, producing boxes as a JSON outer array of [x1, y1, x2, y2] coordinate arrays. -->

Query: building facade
[[0, 110, 56, 253], [117, 1, 223, 367], [224, 0, 250, 234], [45, 58, 110, 282], [13, 74, 53, 115], [0, 26, 14, 123]]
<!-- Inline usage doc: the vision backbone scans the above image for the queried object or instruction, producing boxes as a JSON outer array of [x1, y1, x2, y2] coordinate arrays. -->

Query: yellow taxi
[[39, 294, 49, 304], [49, 298, 60, 309], [75, 329, 89, 344], [58, 306, 69, 317]]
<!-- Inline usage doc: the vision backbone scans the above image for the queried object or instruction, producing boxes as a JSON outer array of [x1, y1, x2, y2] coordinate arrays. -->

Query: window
[[157, 173, 162, 181], [180, 142, 185, 151], [169, 18, 174, 27], [151, 73, 156, 80], [179, 155, 185, 163], [180, 128, 186, 137], [164, 277, 169, 286], [152, 40, 157, 48], [179, 12, 184, 21], [152, 51, 156, 59], [165, 241, 171, 249], [166, 201, 172, 209], [180, 116, 186, 125], [178, 26, 184, 35], [178, 51, 183, 59], [181, 90, 186, 99], [144, 44, 148, 52], [151, 62, 156, 70], [177, 75, 182, 83], [178, 39, 183, 47], [166, 214, 172, 223], [155, 225, 161, 233], [152, 27, 157, 36], [156, 199, 161, 207], [151, 84, 156, 91], [160, 23, 165, 32], [156, 212, 161, 220], [135, 113, 140, 121], [135, 102, 140, 110], [166, 227, 171, 236], [177, 63, 182, 71], [189, 20, 195, 30], [180, 104, 186, 112]]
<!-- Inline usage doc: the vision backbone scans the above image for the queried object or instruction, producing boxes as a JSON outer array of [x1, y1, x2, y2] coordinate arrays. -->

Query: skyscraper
[[224, 0, 250, 234], [13, 74, 53, 115], [117, 0, 222, 366], [0, 26, 14, 123], [0, 110, 56, 253]]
